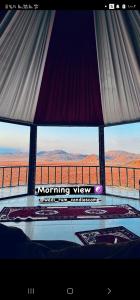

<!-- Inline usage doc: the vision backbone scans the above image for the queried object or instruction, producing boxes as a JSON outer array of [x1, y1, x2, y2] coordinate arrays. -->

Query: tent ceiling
[[0, 10, 140, 126]]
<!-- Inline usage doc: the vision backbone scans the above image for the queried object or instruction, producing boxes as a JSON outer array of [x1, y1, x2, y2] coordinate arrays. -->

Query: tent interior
[[0, 10, 140, 259]]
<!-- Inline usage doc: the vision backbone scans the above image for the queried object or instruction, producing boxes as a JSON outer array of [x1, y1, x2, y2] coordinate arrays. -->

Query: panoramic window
[[0, 122, 30, 198], [37, 127, 99, 186], [105, 123, 140, 199]]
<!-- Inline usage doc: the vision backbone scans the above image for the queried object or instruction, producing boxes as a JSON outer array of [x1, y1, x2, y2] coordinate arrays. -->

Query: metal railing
[[0, 165, 140, 190], [0, 166, 28, 188], [105, 166, 140, 190], [35, 165, 100, 185]]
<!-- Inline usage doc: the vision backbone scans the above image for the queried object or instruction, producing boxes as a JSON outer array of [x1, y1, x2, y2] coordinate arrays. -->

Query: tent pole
[[99, 126, 106, 194], [28, 125, 37, 195]]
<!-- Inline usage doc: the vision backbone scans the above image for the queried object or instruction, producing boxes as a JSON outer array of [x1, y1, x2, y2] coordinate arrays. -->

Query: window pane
[[0, 122, 30, 198], [37, 126, 99, 186], [105, 123, 140, 199]]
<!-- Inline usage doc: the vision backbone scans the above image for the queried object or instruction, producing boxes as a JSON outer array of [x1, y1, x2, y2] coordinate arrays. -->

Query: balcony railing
[[0, 165, 140, 190], [0, 166, 28, 188]]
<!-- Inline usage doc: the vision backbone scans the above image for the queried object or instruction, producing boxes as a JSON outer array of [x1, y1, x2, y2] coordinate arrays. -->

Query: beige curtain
[[94, 11, 140, 125], [0, 10, 55, 122]]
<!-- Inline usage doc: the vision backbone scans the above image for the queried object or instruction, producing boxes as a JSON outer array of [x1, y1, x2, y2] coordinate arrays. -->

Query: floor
[[0, 189, 140, 245], [0, 184, 139, 199], [106, 186, 139, 199]]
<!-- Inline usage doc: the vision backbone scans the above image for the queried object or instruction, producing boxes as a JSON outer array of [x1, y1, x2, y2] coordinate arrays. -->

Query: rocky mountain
[[1, 148, 140, 166], [80, 154, 99, 165], [105, 151, 140, 166], [37, 150, 87, 161], [78, 151, 140, 166]]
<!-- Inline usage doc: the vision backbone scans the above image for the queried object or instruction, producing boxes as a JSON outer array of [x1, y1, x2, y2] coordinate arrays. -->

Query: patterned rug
[[0, 205, 140, 222], [75, 226, 139, 245]]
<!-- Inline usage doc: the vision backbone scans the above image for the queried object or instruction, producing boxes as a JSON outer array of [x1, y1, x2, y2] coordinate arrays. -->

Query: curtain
[[94, 11, 140, 125], [0, 11, 16, 36], [34, 11, 103, 125], [0, 10, 55, 122]]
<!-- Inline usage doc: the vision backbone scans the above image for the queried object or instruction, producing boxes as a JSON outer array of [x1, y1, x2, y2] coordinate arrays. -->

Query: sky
[[0, 122, 140, 155]]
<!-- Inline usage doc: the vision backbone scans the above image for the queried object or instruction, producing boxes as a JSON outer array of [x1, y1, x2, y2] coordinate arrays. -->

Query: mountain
[[127, 160, 140, 168], [37, 150, 87, 161], [1, 148, 140, 167], [105, 151, 140, 166], [0, 147, 22, 155], [80, 154, 99, 165], [78, 150, 140, 166]]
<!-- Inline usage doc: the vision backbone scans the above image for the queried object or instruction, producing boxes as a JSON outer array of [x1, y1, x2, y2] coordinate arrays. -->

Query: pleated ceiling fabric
[[94, 10, 140, 125], [0, 10, 140, 126], [0, 10, 10, 24], [0, 11, 16, 37], [0, 10, 55, 122]]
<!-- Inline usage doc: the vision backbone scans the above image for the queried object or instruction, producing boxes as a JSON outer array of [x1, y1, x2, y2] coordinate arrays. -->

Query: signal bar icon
[[27, 288, 35, 295]]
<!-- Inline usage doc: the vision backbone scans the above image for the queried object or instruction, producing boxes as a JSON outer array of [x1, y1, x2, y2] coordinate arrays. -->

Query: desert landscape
[[0, 149, 140, 190]]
